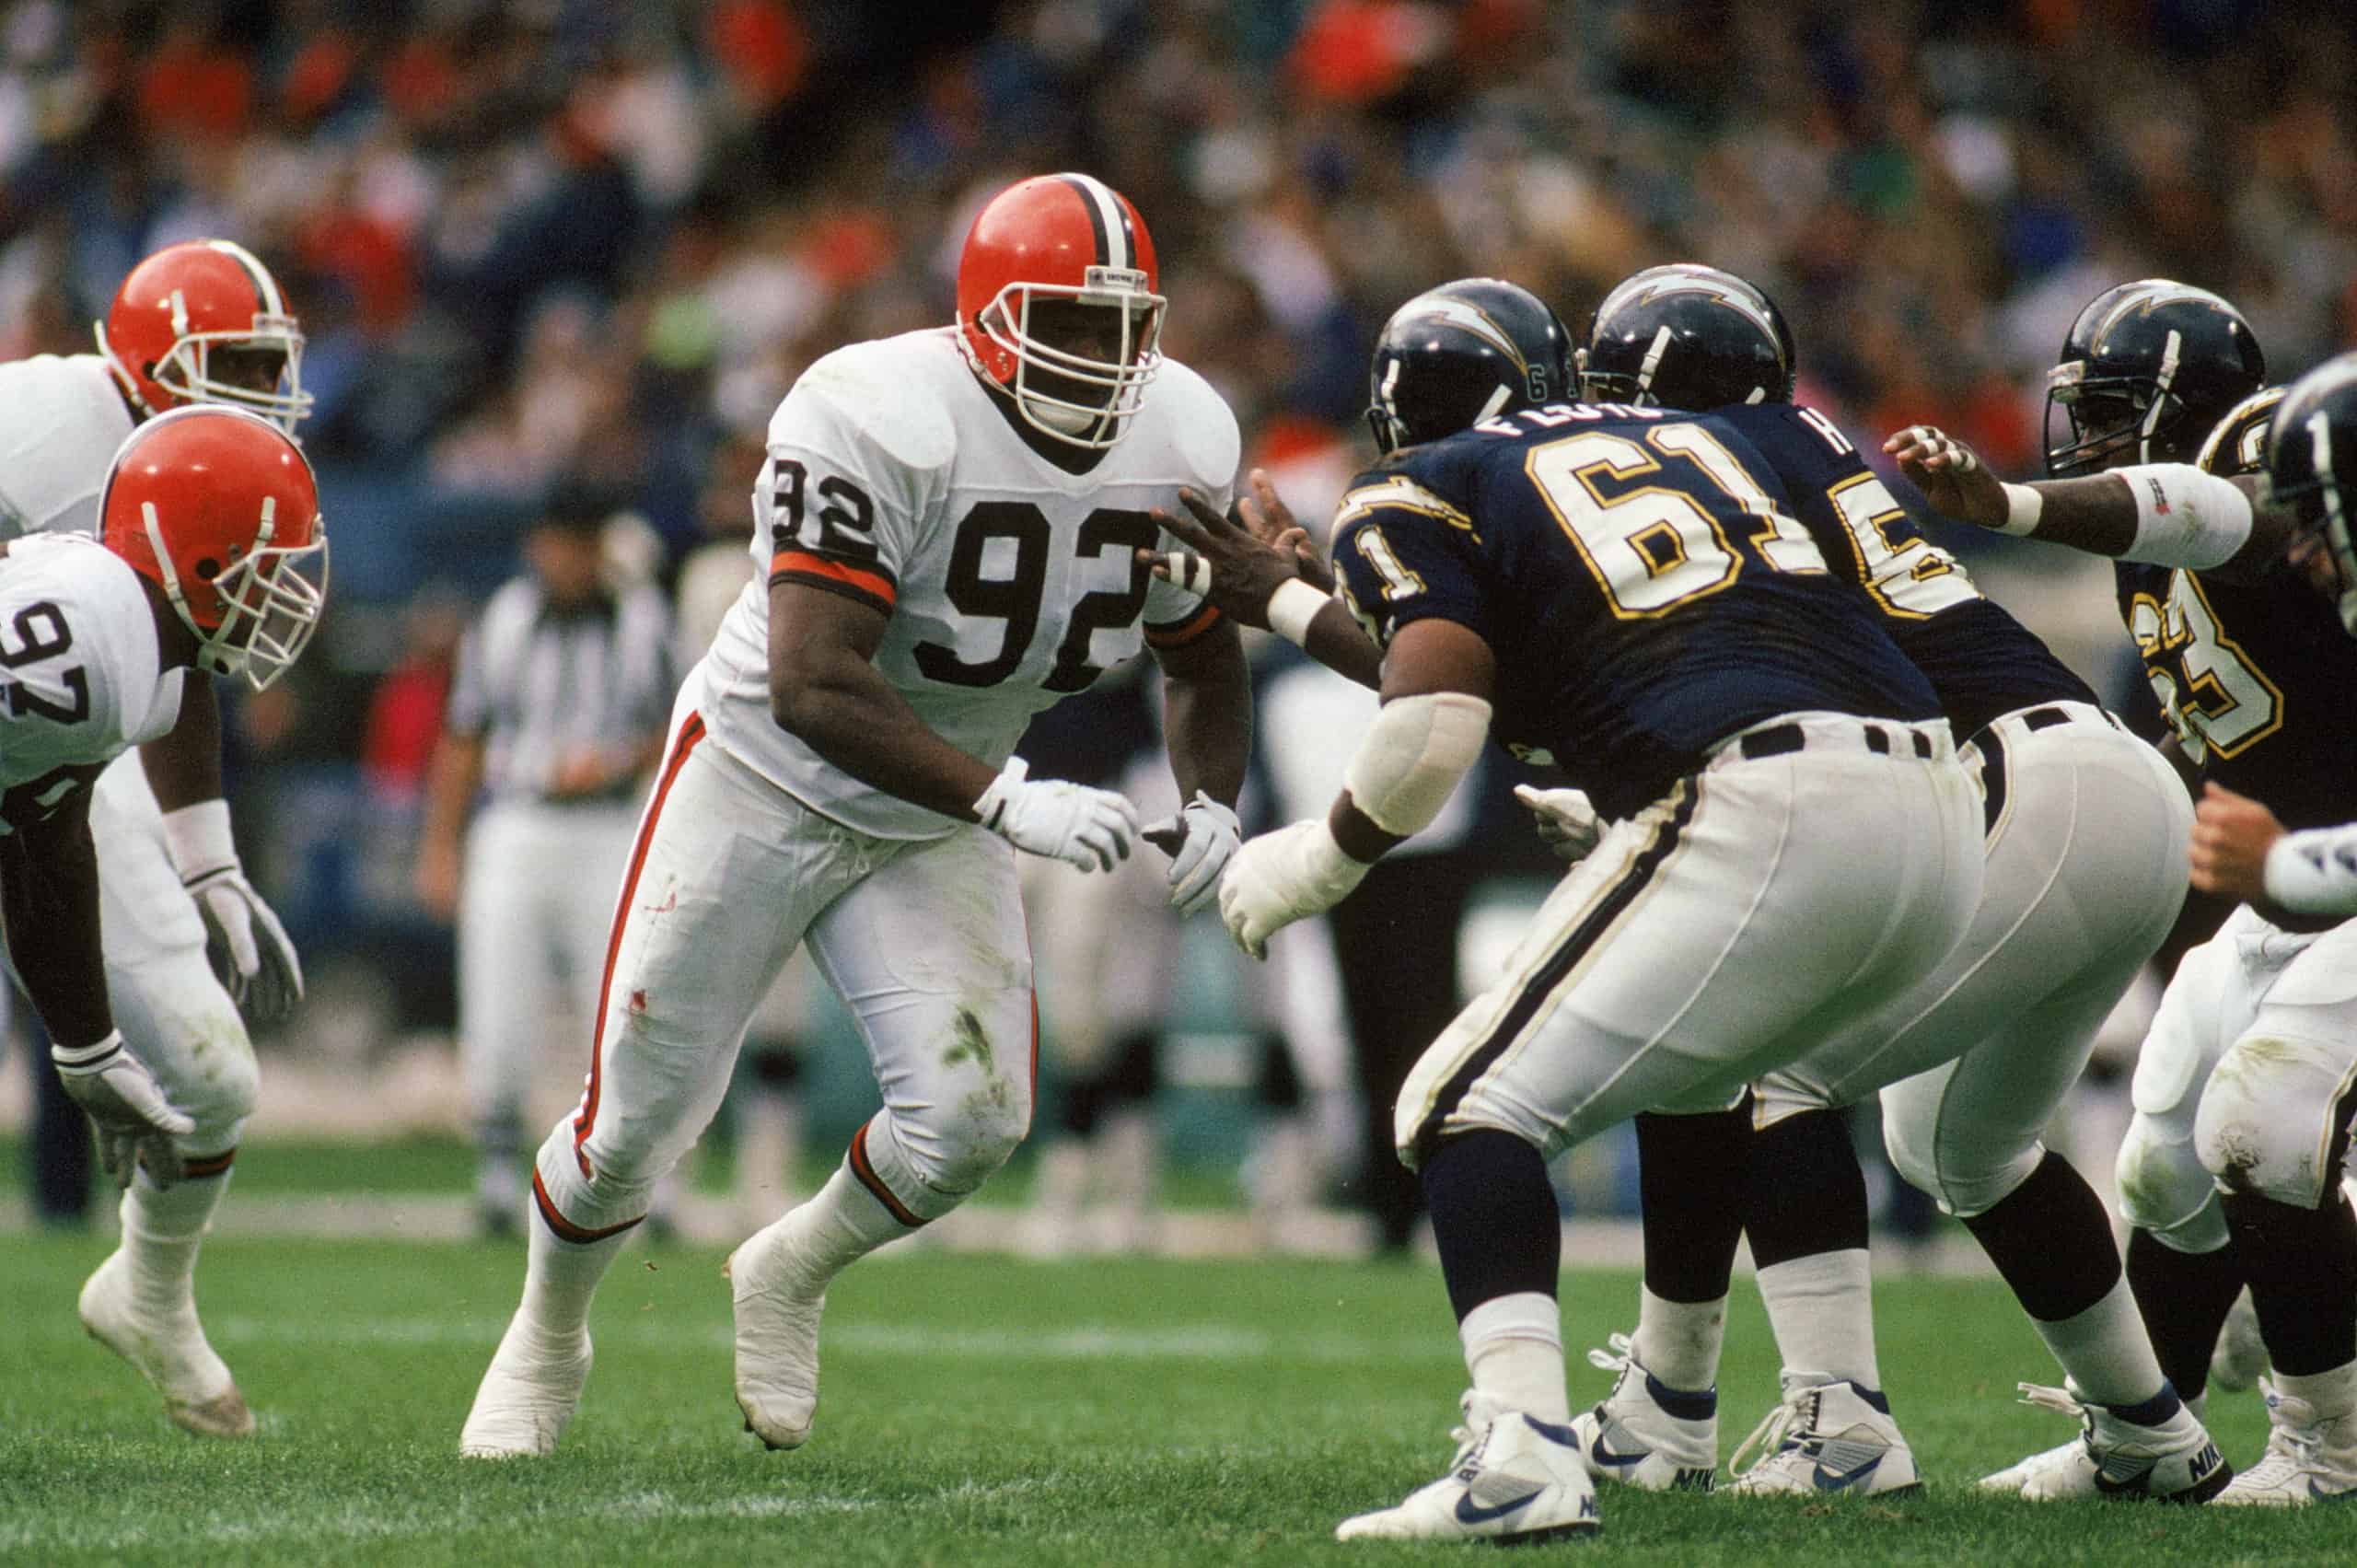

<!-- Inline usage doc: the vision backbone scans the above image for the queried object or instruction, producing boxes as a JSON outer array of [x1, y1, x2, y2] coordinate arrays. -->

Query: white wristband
[[1998, 482, 2043, 537], [2264, 824, 2357, 917], [2114, 463, 2255, 569], [52, 1028, 127, 1072], [1267, 578, 1328, 648], [159, 799, 238, 881]]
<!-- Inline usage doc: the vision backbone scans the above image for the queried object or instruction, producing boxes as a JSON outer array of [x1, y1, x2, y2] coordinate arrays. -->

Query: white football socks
[[119, 1167, 230, 1321], [2029, 1278, 2170, 1411], [761, 1167, 910, 1293], [1462, 1292, 1572, 1425], [1632, 1284, 1725, 1394], [519, 1208, 628, 1342], [1758, 1249, 1880, 1391], [2274, 1361, 2357, 1427]]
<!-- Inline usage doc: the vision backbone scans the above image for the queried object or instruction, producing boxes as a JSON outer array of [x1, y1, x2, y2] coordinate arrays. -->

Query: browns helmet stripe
[[1057, 173, 1128, 270], [203, 238, 282, 319]]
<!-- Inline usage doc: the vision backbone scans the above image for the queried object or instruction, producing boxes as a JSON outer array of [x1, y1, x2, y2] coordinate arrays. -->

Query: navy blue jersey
[[2115, 558, 2357, 836], [1713, 402, 2096, 738], [1329, 401, 1940, 819]]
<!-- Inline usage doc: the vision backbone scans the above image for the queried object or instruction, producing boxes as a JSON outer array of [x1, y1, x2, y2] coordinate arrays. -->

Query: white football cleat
[[459, 1314, 592, 1458], [1724, 1372, 1919, 1497], [2214, 1380, 2357, 1506], [2209, 1291, 2270, 1395], [1336, 1390, 1601, 1543], [1567, 1331, 1718, 1491], [1978, 1382, 2230, 1502], [78, 1249, 253, 1440], [729, 1217, 827, 1450]]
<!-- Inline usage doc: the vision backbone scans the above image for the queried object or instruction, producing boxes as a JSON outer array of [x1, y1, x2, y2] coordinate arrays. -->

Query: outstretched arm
[[1144, 619, 1252, 916], [769, 582, 1139, 873], [3, 795, 192, 1186], [139, 677, 305, 1024], [1145, 486, 1384, 690], [1217, 618, 1494, 957], [1883, 424, 2302, 581]]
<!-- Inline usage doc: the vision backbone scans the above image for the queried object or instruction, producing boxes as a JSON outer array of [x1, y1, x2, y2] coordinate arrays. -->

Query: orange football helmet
[[956, 173, 1164, 448], [100, 406, 327, 691], [95, 239, 311, 432]]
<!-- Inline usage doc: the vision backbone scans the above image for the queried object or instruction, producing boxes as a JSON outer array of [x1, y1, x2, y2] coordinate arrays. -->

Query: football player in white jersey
[[460, 172, 1252, 1458], [0, 239, 313, 1439], [8, 407, 321, 1377]]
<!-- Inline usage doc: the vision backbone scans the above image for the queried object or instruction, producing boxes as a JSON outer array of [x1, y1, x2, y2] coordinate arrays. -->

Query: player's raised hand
[[1142, 790, 1242, 916], [974, 756, 1141, 874], [1143, 487, 1316, 632], [1513, 784, 1608, 865], [51, 1030, 193, 1189], [1236, 469, 1333, 592], [1216, 819, 1370, 959], [2189, 781, 2282, 902], [1884, 424, 2007, 529]]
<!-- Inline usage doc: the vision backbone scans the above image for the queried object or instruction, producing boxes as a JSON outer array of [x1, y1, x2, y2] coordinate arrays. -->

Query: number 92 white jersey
[[0, 534, 184, 830], [692, 326, 1238, 840]]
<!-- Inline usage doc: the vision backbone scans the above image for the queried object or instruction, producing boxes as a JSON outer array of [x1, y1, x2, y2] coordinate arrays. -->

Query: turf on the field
[[0, 1234, 2340, 1566]]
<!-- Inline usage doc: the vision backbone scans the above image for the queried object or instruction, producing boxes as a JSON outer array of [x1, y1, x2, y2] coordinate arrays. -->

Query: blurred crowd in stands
[[4, 0, 2351, 1235]]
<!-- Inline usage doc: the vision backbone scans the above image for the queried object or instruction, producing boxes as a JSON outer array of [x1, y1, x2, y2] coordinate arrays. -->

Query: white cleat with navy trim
[[1724, 1372, 1920, 1497], [2213, 1380, 2357, 1506], [459, 1314, 592, 1458], [1567, 1331, 1719, 1492], [1978, 1382, 2231, 1502], [1336, 1390, 1601, 1543], [728, 1215, 827, 1450]]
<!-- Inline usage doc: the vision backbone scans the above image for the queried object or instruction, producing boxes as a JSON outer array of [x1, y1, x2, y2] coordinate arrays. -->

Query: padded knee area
[[2195, 1034, 2356, 1210], [1883, 1110, 2040, 1220], [2117, 1112, 2228, 1242]]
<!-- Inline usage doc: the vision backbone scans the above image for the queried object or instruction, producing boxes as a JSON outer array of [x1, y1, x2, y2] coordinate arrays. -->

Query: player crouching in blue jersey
[[1890, 347, 2357, 1504], [1156, 277, 1984, 1542]]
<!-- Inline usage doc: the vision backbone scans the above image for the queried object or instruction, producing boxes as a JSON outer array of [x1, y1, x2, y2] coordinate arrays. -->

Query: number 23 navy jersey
[[1329, 401, 1941, 819]]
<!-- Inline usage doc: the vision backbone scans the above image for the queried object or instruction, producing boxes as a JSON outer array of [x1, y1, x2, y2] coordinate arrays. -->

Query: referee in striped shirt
[[417, 487, 679, 1237]]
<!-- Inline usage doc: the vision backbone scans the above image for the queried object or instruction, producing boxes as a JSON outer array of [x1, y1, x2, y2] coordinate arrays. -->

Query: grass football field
[[1, 1228, 2347, 1566]]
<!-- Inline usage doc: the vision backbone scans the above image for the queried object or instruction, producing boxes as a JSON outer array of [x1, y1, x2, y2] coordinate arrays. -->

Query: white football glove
[[52, 1030, 192, 1189], [1514, 784, 1608, 865], [974, 757, 1142, 874], [163, 801, 305, 1027], [1217, 819, 1371, 959], [1144, 791, 1242, 917]]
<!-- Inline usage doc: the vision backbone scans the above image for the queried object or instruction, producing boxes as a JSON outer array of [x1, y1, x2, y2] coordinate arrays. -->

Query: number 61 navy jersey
[[1329, 401, 1941, 819]]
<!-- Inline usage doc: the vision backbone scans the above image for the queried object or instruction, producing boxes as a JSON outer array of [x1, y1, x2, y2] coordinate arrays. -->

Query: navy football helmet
[[1364, 278, 1574, 456], [2045, 280, 2265, 478], [1577, 263, 1796, 411], [2263, 354, 2357, 635], [2196, 384, 2287, 480]]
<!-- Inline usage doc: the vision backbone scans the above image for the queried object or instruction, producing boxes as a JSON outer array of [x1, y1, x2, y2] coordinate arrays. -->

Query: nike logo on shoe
[[1455, 1487, 1545, 1525], [1812, 1454, 1883, 1492], [1588, 1430, 1649, 1471]]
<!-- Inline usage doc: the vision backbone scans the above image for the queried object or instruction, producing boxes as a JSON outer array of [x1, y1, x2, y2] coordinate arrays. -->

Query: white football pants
[[2116, 902, 2357, 1250], [532, 704, 1035, 1238], [1395, 714, 1982, 1167], [1750, 703, 2192, 1218]]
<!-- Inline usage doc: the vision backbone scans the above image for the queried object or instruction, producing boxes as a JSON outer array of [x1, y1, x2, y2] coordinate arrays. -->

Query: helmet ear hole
[[194, 557, 221, 581]]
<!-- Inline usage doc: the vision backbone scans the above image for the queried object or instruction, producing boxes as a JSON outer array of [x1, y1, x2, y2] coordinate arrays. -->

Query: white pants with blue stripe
[[1394, 713, 1983, 1167]]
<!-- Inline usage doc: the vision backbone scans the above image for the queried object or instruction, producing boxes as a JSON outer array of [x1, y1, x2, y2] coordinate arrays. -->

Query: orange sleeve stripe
[[770, 551, 896, 609], [1144, 601, 1223, 648]]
